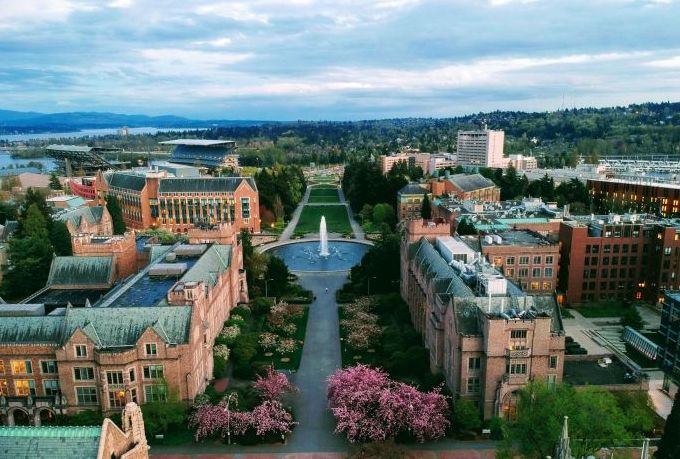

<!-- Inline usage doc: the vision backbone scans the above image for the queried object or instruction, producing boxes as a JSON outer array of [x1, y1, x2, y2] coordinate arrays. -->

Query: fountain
[[319, 216, 330, 257]]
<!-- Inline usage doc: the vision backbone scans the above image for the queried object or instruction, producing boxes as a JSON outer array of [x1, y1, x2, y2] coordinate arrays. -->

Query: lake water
[[0, 152, 57, 172], [0, 127, 203, 142]]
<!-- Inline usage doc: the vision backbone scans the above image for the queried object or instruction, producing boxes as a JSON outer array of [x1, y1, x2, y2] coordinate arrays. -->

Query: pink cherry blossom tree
[[327, 365, 450, 443], [250, 400, 297, 437], [254, 366, 297, 401]]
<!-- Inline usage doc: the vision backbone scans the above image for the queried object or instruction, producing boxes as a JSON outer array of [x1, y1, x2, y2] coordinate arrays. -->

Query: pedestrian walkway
[[152, 449, 498, 458], [279, 187, 311, 242], [337, 188, 364, 241]]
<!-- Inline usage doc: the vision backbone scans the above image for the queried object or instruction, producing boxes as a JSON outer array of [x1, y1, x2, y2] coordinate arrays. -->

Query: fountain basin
[[264, 240, 371, 272]]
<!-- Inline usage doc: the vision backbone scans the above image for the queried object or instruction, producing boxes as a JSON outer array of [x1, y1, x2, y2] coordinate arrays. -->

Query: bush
[[251, 297, 274, 316], [231, 305, 252, 320], [487, 416, 506, 440], [54, 410, 103, 426], [620, 307, 644, 330], [213, 355, 227, 378], [452, 398, 482, 432], [141, 401, 187, 437]]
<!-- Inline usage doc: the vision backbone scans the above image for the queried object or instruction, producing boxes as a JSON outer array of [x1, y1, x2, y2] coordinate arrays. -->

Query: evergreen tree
[[655, 389, 680, 459], [49, 172, 63, 190], [50, 221, 72, 256], [420, 194, 432, 220], [106, 195, 126, 235], [265, 255, 290, 297]]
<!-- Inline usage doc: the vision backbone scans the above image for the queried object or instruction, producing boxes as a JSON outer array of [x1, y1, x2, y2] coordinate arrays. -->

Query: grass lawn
[[252, 306, 309, 371], [575, 301, 627, 318], [294, 205, 352, 235], [307, 187, 340, 203], [560, 308, 575, 319]]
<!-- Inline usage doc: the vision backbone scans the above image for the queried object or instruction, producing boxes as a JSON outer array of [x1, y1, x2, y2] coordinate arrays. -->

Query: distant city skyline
[[1, 0, 680, 120]]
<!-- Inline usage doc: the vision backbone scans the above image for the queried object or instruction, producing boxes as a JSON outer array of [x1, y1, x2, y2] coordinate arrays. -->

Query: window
[[545, 256, 554, 265], [544, 267, 553, 278], [533, 256, 542, 264], [530, 281, 540, 290], [129, 368, 136, 383], [468, 357, 481, 370], [0, 360, 4, 374], [75, 345, 87, 358], [547, 374, 557, 388], [109, 391, 125, 408], [492, 256, 503, 266], [145, 343, 157, 356], [40, 361, 58, 374], [592, 245, 599, 254], [532, 268, 541, 278], [510, 330, 527, 339], [467, 377, 481, 394], [519, 268, 529, 278], [505, 268, 515, 277], [543, 281, 552, 290], [143, 365, 164, 380], [76, 387, 98, 405], [613, 244, 620, 253], [604, 244, 611, 253], [665, 247, 672, 256], [106, 371, 124, 385], [130, 388, 138, 404], [144, 384, 167, 402], [519, 256, 529, 265], [15, 379, 36, 396], [506, 256, 515, 265], [11, 360, 32, 374], [602, 256, 610, 266], [241, 197, 251, 219], [43, 380, 60, 396], [508, 362, 527, 375], [0, 380, 7, 396], [550, 355, 558, 369], [74, 367, 95, 381]]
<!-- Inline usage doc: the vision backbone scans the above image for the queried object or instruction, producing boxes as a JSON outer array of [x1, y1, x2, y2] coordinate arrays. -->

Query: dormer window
[[145, 343, 157, 356], [75, 345, 87, 358]]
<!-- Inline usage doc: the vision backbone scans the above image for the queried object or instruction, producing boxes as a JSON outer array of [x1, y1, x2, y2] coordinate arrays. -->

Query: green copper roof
[[47, 256, 114, 287], [56, 206, 105, 229], [0, 316, 63, 344], [0, 426, 101, 459], [64, 306, 192, 346], [180, 244, 232, 287], [158, 176, 256, 193]]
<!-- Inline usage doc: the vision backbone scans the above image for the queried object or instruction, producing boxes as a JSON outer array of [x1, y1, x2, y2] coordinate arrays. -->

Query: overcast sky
[[1, 0, 680, 120]]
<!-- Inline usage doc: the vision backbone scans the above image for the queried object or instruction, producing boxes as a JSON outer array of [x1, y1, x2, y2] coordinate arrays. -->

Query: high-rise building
[[660, 291, 680, 378], [456, 129, 506, 168]]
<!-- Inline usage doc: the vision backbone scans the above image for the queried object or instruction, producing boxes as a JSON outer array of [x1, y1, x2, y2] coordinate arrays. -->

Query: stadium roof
[[159, 139, 236, 146]]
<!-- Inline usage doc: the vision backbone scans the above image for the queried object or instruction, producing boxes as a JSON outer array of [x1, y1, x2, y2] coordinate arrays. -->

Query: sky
[[1, 0, 680, 120]]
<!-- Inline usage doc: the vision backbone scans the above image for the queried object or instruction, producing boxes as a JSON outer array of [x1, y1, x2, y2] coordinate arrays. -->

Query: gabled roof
[[180, 244, 232, 287], [0, 426, 102, 459], [399, 183, 429, 195], [47, 256, 114, 287], [448, 173, 497, 192], [106, 172, 147, 191], [0, 316, 63, 344], [63, 306, 192, 347], [0, 220, 18, 242], [410, 238, 475, 297], [158, 176, 256, 193], [56, 206, 105, 229]]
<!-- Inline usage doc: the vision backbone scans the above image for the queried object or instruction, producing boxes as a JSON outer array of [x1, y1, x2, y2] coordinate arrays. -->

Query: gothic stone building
[[0, 224, 247, 425], [401, 219, 565, 420]]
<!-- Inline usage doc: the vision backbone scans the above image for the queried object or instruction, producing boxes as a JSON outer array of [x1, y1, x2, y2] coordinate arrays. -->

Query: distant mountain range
[[0, 109, 270, 134]]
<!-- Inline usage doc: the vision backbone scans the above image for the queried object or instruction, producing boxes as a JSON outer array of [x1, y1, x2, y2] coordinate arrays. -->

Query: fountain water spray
[[319, 216, 330, 257]]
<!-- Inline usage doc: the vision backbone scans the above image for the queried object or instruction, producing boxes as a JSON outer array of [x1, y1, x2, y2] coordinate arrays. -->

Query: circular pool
[[265, 240, 370, 272]]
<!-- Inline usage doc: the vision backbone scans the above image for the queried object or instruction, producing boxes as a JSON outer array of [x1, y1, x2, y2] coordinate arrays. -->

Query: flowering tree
[[189, 403, 249, 440], [250, 400, 297, 437], [327, 365, 449, 443], [254, 366, 297, 401]]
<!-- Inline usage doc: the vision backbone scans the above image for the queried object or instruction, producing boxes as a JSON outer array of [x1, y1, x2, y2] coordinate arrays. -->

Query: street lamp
[[224, 392, 238, 445], [367, 276, 376, 296], [264, 278, 274, 298]]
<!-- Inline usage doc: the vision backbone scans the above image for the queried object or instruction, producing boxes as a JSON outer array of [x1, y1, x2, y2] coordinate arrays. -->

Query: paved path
[[337, 188, 364, 241], [152, 449, 498, 458], [279, 187, 312, 242]]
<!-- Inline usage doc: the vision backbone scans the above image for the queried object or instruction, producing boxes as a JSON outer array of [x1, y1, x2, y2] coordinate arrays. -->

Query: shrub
[[231, 304, 252, 320], [251, 297, 274, 316], [213, 355, 227, 378], [452, 398, 482, 432], [259, 332, 278, 351], [487, 417, 506, 440], [276, 338, 298, 354]]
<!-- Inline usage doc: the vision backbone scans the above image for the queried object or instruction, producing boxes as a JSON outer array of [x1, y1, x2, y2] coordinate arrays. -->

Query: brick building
[[429, 173, 500, 202], [660, 291, 680, 379], [95, 169, 260, 234], [401, 219, 565, 420], [397, 183, 431, 221], [72, 232, 139, 280], [460, 230, 560, 294], [588, 178, 680, 218], [558, 214, 680, 305], [0, 224, 247, 422], [56, 206, 113, 237]]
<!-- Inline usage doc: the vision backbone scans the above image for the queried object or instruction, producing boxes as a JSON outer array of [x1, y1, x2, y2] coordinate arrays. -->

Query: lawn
[[307, 187, 340, 203], [575, 300, 627, 318], [294, 204, 352, 235]]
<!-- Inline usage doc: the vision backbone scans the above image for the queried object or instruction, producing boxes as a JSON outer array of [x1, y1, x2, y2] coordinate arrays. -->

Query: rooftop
[[479, 230, 557, 247], [47, 256, 114, 287], [0, 425, 102, 459], [447, 173, 497, 192], [399, 182, 429, 195]]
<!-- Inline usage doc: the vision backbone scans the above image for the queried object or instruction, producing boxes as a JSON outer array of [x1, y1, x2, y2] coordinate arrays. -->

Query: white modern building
[[457, 129, 506, 168]]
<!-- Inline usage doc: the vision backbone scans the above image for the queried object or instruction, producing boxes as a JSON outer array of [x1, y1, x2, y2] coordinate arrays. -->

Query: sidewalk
[[152, 449, 498, 458]]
